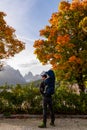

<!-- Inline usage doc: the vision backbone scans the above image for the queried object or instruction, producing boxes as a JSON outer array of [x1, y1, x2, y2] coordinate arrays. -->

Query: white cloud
[[6, 40, 35, 66], [5, 38, 51, 76], [18, 36, 35, 42], [19, 63, 51, 76], [0, 0, 52, 75], [0, 0, 37, 37], [19, 60, 39, 68]]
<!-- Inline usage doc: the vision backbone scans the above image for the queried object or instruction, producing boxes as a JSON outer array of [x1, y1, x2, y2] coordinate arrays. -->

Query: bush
[[0, 83, 87, 115], [53, 86, 87, 114]]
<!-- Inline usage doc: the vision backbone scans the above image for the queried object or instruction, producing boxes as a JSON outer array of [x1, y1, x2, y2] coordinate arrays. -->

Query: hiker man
[[38, 69, 55, 128]]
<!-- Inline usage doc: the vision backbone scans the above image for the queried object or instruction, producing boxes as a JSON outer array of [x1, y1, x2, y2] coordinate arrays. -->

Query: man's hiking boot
[[50, 122, 55, 126], [38, 122, 46, 128]]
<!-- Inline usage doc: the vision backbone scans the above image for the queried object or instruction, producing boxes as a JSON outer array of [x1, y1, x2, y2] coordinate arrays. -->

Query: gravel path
[[0, 118, 87, 130]]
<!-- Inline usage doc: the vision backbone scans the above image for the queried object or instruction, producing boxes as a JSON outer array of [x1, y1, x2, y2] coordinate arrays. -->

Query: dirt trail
[[0, 118, 87, 130]]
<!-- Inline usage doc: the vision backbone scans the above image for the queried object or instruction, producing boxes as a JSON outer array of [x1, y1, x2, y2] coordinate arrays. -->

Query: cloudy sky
[[0, 0, 59, 76]]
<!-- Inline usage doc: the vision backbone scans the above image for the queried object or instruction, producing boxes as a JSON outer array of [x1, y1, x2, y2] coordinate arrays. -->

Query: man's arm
[[39, 81, 45, 95]]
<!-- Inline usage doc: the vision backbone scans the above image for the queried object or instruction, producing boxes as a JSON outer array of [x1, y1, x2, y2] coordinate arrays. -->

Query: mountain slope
[[24, 72, 42, 82], [0, 65, 26, 85]]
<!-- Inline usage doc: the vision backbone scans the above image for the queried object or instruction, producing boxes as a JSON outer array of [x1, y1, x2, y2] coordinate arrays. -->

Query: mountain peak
[[24, 71, 42, 82], [0, 65, 26, 86]]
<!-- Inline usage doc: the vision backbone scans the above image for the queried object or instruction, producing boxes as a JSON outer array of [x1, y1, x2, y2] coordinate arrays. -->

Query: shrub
[[0, 83, 87, 115]]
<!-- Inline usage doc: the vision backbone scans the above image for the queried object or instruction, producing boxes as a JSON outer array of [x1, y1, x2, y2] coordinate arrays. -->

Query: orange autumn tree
[[0, 12, 25, 68], [33, 0, 87, 92]]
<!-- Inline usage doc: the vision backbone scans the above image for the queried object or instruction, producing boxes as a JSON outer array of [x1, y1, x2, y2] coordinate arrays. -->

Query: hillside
[[0, 65, 26, 86]]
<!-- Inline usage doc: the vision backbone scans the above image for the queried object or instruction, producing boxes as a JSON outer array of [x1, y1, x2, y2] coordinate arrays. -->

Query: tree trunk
[[76, 74, 85, 92]]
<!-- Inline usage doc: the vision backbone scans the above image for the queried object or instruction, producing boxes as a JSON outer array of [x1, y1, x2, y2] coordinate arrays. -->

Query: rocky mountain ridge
[[24, 71, 45, 82], [0, 65, 46, 85], [0, 65, 26, 85]]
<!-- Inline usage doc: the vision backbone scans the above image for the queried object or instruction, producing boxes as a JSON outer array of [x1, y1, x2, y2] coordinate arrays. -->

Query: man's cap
[[41, 73, 47, 78]]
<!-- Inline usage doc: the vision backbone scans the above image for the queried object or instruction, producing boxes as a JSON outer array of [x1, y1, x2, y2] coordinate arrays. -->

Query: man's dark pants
[[42, 95, 55, 125]]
